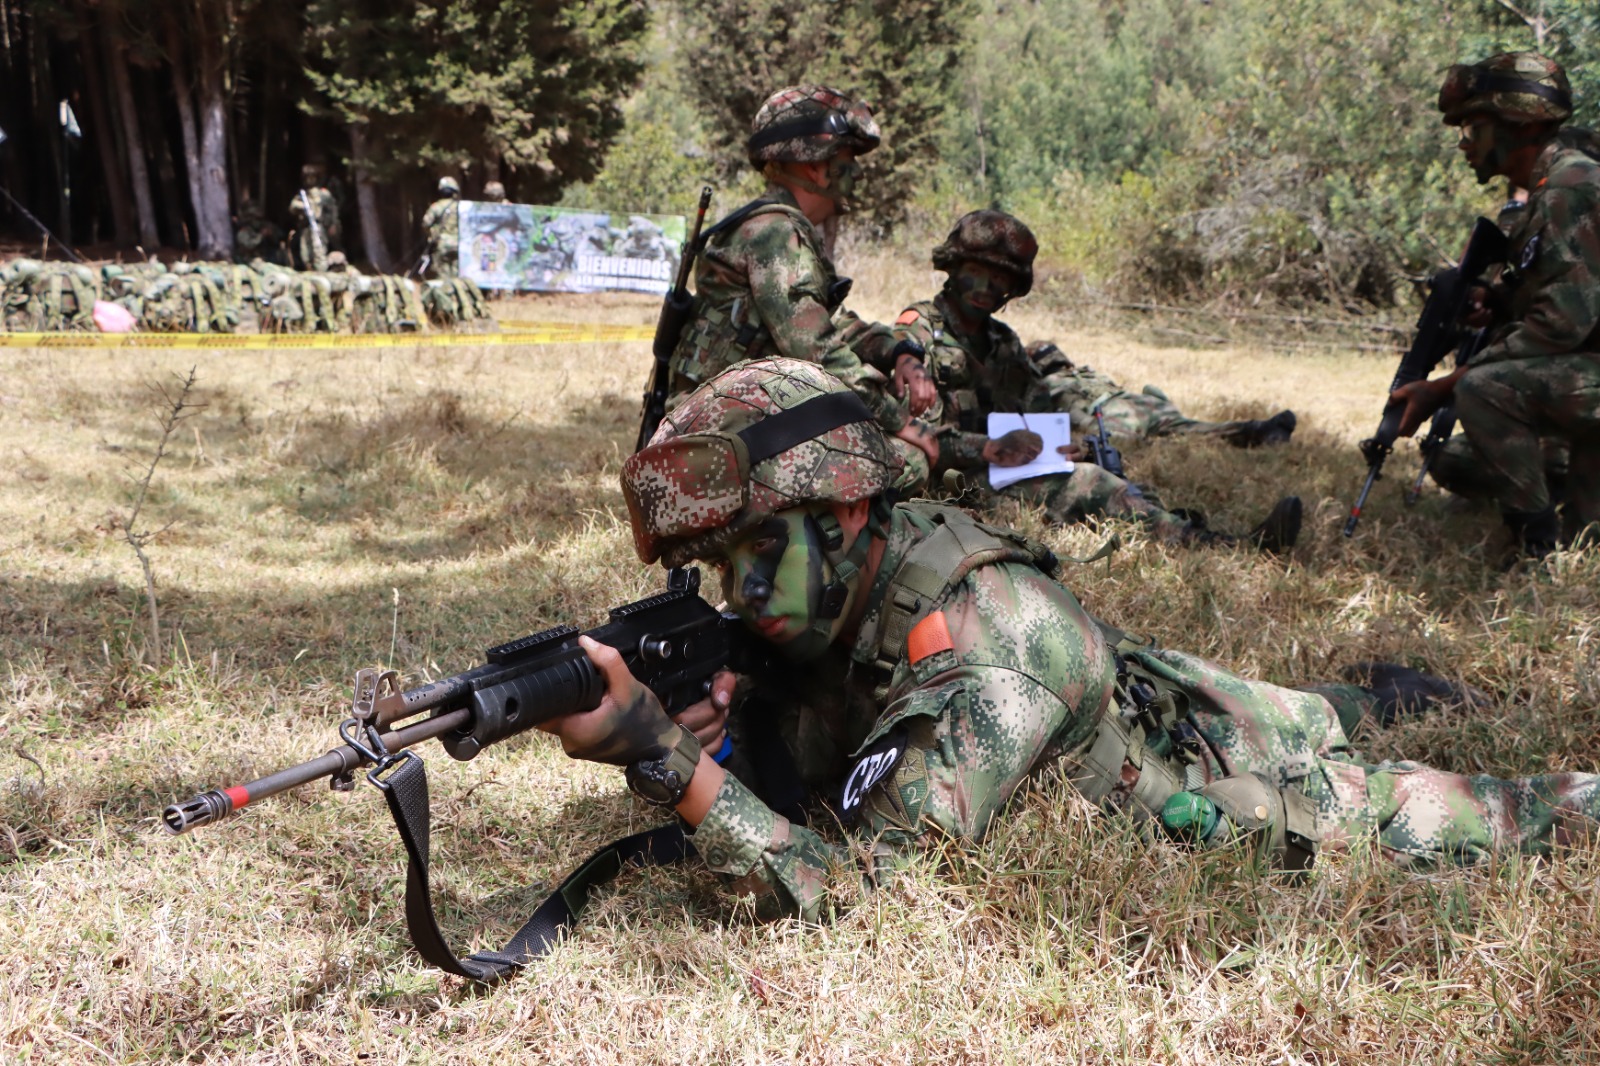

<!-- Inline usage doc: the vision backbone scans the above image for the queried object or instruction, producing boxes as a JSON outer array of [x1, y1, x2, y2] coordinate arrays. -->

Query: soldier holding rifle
[[1390, 53, 1600, 560]]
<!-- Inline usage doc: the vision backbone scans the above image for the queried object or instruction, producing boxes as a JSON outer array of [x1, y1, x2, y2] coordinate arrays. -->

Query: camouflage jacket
[[687, 503, 1600, 922], [421, 196, 460, 252], [668, 184, 905, 431], [691, 501, 1115, 921], [892, 294, 1050, 468], [1477, 138, 1600, 366]]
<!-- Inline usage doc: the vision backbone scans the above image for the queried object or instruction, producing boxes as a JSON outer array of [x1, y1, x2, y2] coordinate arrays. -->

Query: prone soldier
[[1026, 341, 1297, 447], [536, 357, 1600, 923]]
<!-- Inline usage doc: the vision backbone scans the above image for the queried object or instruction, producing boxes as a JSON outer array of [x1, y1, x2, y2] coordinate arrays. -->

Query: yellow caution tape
[[0, 323, 653, 350]]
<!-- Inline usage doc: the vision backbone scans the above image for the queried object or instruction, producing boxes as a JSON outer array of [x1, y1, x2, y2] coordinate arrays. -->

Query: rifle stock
[[1343, 218, 1508, 536]]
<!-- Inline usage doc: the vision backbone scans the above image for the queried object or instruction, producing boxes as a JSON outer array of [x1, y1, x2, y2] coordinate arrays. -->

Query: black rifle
[[1343, 218, 1508, 536], [1084, 405, 1125, 479], [163, 567, 759, 983], [635, 186, 714, 452]]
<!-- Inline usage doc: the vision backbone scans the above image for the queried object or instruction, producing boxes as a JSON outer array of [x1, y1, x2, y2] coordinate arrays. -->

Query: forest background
[[0, 0, 1598, 307]]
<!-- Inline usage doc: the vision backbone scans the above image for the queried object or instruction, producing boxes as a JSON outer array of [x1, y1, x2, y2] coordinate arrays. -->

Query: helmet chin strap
[[764, 161, 851, 209], [802, 498, 891, 638]]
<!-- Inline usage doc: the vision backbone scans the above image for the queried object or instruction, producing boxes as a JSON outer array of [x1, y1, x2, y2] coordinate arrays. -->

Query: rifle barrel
[[162, 708, 472, 835]]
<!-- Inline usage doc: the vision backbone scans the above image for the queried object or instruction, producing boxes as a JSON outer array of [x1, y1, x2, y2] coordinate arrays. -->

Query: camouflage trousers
[[1429, 434, 1569, 505], [1132, 650, 1600, 862], [967, 464, 1192, 540], [1450, 355, 1600, 530], [1079, 387, 1243, 443], [296, 229, 329, 273]]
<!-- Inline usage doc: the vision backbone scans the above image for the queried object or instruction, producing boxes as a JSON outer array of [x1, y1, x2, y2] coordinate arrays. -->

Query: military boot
[[1179, 496, 1301, 553], [1225, 410, 1297, 448], [1342, 662, 1492, 727], [1247, 495, 1303, 553], [1503, 505, 1560, 562]]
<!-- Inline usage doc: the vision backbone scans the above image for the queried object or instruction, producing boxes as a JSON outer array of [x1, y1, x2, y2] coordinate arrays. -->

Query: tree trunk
[[106, 30, 160, 249], [349, 124, 393, 272], [81, 30, 135, 246], [167, 26, 206, 252], [193, 6, 232, 259]]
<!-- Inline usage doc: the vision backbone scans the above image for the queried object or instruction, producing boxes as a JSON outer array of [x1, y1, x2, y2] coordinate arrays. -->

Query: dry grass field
[[3, 248, 1599, 1064]]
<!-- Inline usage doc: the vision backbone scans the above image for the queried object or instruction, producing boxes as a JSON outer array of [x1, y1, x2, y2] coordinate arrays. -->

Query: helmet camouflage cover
[[621, 357, 902, 566], [932, 209, 1039, 299], [1439, 52, 1573, 125], [747, 85, 881, 169], [1025, 340, 1073, 375], [438, 176, 461, 196]]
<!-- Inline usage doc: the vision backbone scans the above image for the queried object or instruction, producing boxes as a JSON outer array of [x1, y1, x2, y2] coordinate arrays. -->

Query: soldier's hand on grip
[[538, 635, 680, 766]]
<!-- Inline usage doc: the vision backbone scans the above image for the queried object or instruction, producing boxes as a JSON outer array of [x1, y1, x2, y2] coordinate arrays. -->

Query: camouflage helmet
[[438, 176, 460, 196], [932, 210, 1038, 299], [301, 162, 326, 182], [621, 357, 902, 566], [482, 180, 506, 202], [1025, 341, 1073, 375], [1439, 52, 1572, 125], [747, 86, 880, 169], [327, 250, 349, 270]]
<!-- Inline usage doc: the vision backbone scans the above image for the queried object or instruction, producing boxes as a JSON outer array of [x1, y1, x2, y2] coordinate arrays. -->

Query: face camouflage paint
[[949, 260, 1016, 319], [718, 506, 855, 661]]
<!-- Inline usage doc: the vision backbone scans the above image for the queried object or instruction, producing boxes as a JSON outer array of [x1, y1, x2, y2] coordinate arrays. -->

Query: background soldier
[[233, 201, 287, 266], [897, 210, 1302, 550], [287, 163, 339, 272], [482, 180, 507, 203], [663, 84, 940, 485], [422, 176, 462, 278], [1394, 52, 1600, 558], [538, 357, 1600, 924], [1026, 341, 1297, 447]]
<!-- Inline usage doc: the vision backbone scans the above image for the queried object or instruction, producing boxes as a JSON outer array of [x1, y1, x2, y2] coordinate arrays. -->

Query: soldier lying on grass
[[538, 357, 1600, 922]]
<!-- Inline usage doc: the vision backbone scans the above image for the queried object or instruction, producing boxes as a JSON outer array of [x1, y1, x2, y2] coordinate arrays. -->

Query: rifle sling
[[374, 752, 694, 984]]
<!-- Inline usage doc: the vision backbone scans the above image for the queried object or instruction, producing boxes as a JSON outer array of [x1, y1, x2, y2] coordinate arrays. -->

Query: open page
[[987, 412, 1074, 490]]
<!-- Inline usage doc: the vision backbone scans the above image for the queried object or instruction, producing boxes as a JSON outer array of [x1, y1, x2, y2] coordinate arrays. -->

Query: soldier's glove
[[537, 635, 683, 766]]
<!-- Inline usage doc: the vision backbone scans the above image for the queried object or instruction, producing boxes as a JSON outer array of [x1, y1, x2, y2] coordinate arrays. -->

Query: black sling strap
[[372, 752, 694, 984], [698, 197, 780, 249]]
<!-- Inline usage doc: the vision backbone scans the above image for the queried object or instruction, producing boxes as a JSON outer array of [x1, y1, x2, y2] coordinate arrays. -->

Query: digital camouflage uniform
[[665, 86, 927, 490], [422, 178, 461, 279], [234, 204, 286, 266], [288, 173, 338, 273], [1428, 53, 1600, 545], [1026, 342, 1290, 446], [895, 295, 1192, 540], [621, 358, 1600, 923]]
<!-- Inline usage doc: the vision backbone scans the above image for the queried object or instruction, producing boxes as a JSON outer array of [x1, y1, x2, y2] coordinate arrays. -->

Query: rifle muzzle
[[162, 789, 237, 835]]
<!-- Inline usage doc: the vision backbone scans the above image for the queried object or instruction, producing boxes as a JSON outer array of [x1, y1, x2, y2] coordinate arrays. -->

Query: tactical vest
[[901, 299, 1034, 434], [670, 199, 851, 392], [862, 501, 1231, 829]]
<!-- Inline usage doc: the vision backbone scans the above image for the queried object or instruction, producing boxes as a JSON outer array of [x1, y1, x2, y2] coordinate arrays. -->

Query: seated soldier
[[537, 358, 1598, 924], [895, 210, 1301, 550], [1027, 341, 1297, 447]]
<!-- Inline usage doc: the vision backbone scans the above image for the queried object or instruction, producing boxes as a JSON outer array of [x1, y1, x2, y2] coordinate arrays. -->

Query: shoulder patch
[[907, 610, 954, 664], [895, 309, 922, 326]]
